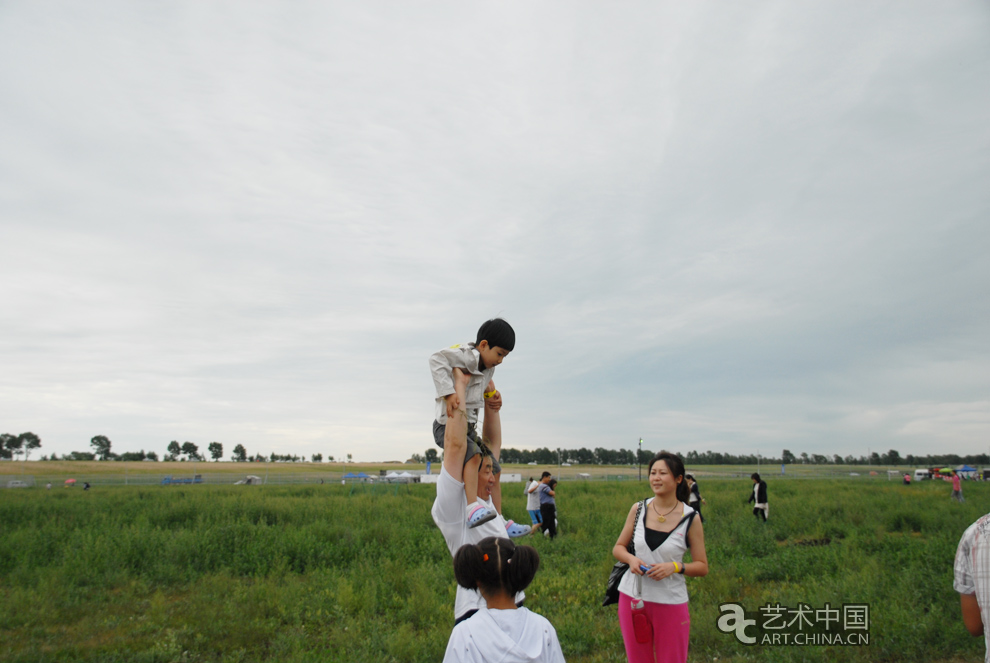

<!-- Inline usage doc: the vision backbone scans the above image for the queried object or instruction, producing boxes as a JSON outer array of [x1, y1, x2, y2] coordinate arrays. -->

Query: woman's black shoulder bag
[[602, 499, 645, 606]]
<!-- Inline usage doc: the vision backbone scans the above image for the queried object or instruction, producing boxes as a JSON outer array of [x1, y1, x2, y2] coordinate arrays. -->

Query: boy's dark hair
[[648, 451, 689, 503], [751, 473, 761, 482], [476, 318, 515, 352], [453, 537, 539, 597], [541, 471, 551, 479]]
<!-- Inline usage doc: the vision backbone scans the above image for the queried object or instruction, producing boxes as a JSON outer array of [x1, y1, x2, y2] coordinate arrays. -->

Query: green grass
[[0, 478, 985, 662]]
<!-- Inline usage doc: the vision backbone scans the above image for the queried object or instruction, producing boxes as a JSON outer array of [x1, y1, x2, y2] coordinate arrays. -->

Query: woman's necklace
[[652, 499, 678, 523]]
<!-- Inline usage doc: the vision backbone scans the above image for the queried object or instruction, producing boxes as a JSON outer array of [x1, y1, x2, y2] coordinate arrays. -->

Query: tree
[[327, 455, 335, 462], [346, 454, 352, 462], [208, 442, 223, 462], [312, 453, 323, 462], [232, 444, 247, 462], [425, 448, 439, 463], [781, 449, 796, 465], [90, 435, 112, 461], [800, 452, 809, 464], [0, 433, 17, 460], [166, 440, 181, 461], [811, 454, 828, 465], [833, 454, 844, 465], [884, 449, 902, 465], [18, 432, 41, 461], [181, 441, 200, 461]]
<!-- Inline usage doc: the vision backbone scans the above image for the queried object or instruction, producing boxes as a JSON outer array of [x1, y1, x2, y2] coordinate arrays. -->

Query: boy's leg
[[441, 369, 471, 483], [463, 453, 481, 505]]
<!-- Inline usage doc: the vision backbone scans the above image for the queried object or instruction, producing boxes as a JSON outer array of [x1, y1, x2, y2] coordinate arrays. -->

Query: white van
[[914, 469, 931, 481]]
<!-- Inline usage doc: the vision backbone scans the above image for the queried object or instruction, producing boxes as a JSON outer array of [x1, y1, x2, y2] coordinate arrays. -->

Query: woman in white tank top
[[611, 452, 709, 663]]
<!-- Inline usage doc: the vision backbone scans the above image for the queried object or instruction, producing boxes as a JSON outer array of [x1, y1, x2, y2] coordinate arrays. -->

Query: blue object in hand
[[639, 565, 651, 573]]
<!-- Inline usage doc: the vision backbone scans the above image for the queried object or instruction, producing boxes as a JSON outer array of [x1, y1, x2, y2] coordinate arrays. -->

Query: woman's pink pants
[[617, 592, 690, 663]]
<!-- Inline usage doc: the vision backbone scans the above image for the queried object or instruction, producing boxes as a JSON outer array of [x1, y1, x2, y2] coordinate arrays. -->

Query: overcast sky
[[1, 1, 988, 462]]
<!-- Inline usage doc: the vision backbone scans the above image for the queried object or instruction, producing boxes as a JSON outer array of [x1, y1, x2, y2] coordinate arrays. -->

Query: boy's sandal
[[468, 504, 497, 528], [504, 520, 532, 538]]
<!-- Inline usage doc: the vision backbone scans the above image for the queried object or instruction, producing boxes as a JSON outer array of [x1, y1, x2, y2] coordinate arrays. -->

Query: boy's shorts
[[432, 420, 501, 474]]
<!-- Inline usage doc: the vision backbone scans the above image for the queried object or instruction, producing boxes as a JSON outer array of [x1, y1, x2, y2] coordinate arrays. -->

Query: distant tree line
[[488, 447, 990, 467], [13, 432, 987, 468]]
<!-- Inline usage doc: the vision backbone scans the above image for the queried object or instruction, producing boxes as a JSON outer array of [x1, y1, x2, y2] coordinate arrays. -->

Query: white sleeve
[[955, 524, 977, 594], [433, 466, 468, 526], [442, 623, 471, 663], [545, 620, 567, 663], [430, 346, 479, 399]]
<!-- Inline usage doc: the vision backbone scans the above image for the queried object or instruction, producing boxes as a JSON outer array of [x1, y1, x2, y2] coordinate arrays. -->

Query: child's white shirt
[[443, 607, 566, 663], [430, 343, 496, 425]]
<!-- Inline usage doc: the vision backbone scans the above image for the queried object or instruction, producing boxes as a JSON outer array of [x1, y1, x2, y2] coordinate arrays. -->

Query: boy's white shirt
[[430, 344, 496, 425], [432, 465, 524, 619], [443, 607, 566, 663]]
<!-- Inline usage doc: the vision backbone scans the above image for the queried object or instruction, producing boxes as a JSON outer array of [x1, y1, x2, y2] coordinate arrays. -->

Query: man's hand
[[484, 380, 502, 411]]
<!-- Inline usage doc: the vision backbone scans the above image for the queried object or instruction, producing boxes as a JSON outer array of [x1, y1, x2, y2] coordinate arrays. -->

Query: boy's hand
[[484, 380, 502, 411], [445, 393, 462, 419], [485, 390, 502, 411]]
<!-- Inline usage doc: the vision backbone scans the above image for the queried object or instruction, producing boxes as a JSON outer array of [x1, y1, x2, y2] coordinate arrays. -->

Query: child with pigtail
[[443, 537, 565, 663]]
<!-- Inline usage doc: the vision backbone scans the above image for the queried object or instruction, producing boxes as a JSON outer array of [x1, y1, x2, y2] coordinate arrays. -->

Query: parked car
[[161, 474, 203, 485]]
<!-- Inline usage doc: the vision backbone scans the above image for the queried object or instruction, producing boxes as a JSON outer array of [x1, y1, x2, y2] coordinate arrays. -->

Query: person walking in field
[[443, 537, 565, 663], [525, 475, 544, 528], [950, 470, 965, 503], [538, 476, 558, 539], [430, 318, 527, 536], [685, 474, 705, 523], [611, 451, 708, 663], [748, 473, 768, 522]]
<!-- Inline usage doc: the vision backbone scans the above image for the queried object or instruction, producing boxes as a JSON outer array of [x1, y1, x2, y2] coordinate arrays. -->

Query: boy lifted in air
[[430, 318, 526, 534]]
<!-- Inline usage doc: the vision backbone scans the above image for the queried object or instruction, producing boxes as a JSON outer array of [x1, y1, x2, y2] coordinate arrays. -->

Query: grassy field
[[0, 474, 985, 662]]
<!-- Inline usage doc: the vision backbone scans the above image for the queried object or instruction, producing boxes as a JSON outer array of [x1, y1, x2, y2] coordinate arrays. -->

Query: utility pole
[[638, 438, 643, 481]]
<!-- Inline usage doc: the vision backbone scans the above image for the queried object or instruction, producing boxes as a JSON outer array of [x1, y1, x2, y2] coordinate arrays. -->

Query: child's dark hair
[[453, 537, 539, 597], [476, 318, 515, 352], [648, 451, 689, 503], [751, 473, 761, 482], [548, 478, 558, 490]]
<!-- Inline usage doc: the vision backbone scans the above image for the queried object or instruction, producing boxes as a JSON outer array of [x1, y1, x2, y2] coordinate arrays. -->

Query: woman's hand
[[630, 557, 650, 575], [645, 562, 680, 581]]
